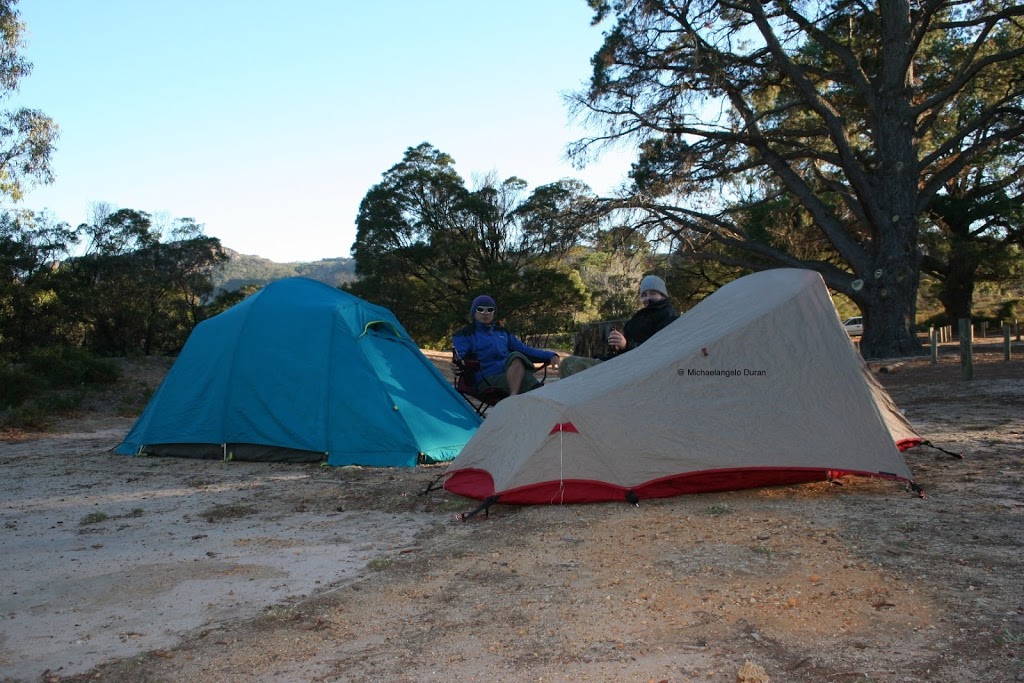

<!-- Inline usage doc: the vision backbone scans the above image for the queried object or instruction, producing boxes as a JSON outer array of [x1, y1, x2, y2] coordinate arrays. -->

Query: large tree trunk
[[856, 49, 923, 360], [855, 222, 924, 359], [858, 281, 923, 358]]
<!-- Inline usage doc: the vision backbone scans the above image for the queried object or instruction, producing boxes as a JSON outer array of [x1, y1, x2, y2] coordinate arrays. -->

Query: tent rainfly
[[444, 268, 922, 505], [116, 277, 481, 467]]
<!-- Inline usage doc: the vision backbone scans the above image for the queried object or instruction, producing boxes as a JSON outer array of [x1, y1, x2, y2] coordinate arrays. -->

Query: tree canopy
[[0, 0, 58, 202], [0, 208, 227, 358], [918, 105, 1023, 322], [572, 0, 1024, 357], [349, 143, 604, 346]]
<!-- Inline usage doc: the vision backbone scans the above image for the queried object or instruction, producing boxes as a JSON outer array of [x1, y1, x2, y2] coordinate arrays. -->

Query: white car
[[843, 316, 863, 336]]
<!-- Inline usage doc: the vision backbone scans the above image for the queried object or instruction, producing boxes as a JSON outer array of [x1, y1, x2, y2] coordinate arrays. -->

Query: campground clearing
[[1, 348, 1022, 683]]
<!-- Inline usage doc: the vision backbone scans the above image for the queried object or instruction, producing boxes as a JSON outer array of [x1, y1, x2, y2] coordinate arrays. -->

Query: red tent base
[[443, 466, 911, 505]]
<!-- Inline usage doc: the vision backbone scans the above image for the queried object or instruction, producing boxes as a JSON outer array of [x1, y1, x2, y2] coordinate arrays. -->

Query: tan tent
[[444, 269, 922, 505]]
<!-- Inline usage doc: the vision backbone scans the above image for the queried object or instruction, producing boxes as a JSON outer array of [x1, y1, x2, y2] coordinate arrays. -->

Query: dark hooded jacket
[[601, 298, 680, 359]]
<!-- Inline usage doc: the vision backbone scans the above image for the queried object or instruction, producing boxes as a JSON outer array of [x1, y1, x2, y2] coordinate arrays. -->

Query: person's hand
[[548, 354, 559, 368], [607, 329, 626, 351]]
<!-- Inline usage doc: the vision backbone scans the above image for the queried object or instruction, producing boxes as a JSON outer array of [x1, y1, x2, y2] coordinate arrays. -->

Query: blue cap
[[470, 295, 496, 317]]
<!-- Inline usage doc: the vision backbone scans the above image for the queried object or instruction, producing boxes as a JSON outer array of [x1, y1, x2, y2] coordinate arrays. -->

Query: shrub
[[997, 299, 1023, 323], [24, 347, 120, 389], [0, 366, 36, 408], [0, 348, 121, 430], [2, 404, 51, 430]]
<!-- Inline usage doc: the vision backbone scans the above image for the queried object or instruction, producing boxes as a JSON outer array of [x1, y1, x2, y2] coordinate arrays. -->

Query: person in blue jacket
[[453, 295, 559, 396]]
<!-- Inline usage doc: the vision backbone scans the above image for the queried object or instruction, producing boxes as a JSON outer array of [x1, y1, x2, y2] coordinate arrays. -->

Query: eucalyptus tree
[[572, 225, 656, 319], [0, 210, 77, 354], [68, 209, 225, 355], [350, 143, 600, 345], [0, 1, 58, 202], [571, 0, 1024, 357]]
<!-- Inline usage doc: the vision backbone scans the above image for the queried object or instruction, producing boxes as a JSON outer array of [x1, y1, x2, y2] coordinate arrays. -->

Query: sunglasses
[[475, 306, 495, 313]]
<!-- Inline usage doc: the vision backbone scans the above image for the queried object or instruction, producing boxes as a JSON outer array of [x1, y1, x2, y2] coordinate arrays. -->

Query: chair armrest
[[451, 350, 481, 373]]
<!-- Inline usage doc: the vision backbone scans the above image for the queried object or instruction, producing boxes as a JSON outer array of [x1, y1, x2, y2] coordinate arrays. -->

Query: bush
[[997, 299, 1023, 323], [2, 403, 52, 431], [0, 348, 122, 430], [0, 366, 37, 409], [23, 347, 121, 389]]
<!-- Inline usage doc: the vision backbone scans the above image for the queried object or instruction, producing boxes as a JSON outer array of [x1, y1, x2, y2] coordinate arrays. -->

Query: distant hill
[[211, 249, 357, 292]]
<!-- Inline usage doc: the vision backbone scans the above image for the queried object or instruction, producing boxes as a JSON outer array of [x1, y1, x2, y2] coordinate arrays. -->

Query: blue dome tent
[[115, 278, 480, 467]]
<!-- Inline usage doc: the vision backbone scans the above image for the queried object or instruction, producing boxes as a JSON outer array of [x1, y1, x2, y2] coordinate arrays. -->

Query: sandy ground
[[1, 348, 1022, 683], [0, 417, 441, 681]]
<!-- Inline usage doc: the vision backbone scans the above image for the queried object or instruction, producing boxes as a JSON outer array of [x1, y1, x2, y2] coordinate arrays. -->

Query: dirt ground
[[1, 347, 1022, 683]]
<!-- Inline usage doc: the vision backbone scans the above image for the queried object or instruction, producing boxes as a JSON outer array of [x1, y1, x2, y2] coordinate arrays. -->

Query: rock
[[737, 659, 770, 683]]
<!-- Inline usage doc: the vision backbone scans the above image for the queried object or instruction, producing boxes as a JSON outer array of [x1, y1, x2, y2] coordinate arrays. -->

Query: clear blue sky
[[8, 2, 635, 262]]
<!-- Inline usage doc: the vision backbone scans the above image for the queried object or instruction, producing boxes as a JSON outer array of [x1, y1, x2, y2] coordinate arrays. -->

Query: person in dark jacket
[[453, 295, 559, 396], [559, 274, 680, 378]]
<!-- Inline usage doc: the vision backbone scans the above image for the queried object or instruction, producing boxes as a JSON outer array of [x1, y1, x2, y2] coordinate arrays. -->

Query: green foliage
[[0, 1, 59, 202], [349, 143, 603, 346], [996, 629, 1024, 646], [500, 266, 588, 342], [367, 557, 393, 571], [2, 402, 52, 430], [59, 209, 229, 356], [79, 512, 109, 526], [920, 167, 1024, 321], [572, 227, 656, 320], [1, 387, 87, 429], [917, 275, 1024, 329], [997, 299, 1023, 322], [0, 364, 34, 408], [1, 346, 118, 409], [0, 210, 80, 355], [24, 346, 120, 388], [570, 0, 1024, 358], [0, 347, 120, 429], [1, 205, 230, 360]]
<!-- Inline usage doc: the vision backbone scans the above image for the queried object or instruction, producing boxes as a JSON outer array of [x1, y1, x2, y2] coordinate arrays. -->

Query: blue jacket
[[453, 322, 556, 385]]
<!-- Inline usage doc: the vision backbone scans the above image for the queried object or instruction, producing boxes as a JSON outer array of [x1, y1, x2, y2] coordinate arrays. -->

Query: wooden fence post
[[930, 326, 938, 365], [1005, 324, 1012, 361]]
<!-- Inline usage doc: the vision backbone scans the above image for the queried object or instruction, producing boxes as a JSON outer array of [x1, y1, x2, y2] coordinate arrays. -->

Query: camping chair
[[451, 350, 550, 417]]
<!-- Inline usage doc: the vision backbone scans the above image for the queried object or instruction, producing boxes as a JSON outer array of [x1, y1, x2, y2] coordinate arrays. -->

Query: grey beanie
[[639, 274, 668, 297]]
